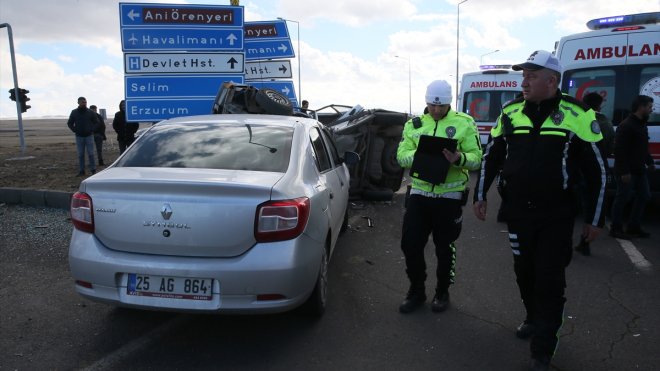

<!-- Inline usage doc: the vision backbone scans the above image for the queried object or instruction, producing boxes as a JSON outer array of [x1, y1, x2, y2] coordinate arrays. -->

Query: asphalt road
[[1, 183, 659, 371]]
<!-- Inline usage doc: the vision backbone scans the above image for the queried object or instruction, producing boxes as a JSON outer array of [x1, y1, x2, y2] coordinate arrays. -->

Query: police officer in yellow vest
[[473, 50, 607, 371], [397, 80, 482, 314]]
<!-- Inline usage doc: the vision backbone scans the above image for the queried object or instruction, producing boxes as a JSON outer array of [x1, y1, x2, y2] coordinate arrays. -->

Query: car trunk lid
[[83, 168, 283, 258]]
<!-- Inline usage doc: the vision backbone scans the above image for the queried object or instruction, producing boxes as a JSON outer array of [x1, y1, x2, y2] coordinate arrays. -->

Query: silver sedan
[[68, 114, 355, 316]]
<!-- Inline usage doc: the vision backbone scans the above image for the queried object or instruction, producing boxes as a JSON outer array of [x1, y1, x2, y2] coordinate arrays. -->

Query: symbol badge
[[591, 120, 601, 134], [551, 110, 564, 126], [161, 203, 173, 220], [446, 126, 457, 139]]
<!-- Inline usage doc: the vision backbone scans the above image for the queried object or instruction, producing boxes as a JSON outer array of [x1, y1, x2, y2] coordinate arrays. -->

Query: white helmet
[[425, 80, 452, 105]]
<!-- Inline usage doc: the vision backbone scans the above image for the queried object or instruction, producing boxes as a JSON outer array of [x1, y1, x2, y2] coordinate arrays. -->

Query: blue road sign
[[244, 39, 295, 61], [245, 60, 292, 80], [124, 52, 244, 74], [125, 74, 244, 98], [249, 80, 297, 102], [120, 3, 244, 28], [121, 27, 243, 51], [126, 98, 215, 122], [244, 20, 289, 40]]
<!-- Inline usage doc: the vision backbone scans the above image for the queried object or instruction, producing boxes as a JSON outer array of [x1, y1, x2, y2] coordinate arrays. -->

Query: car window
[[116, 123, 293, 172], [310, 127, 332, 172], [565, 68, 616, 121], [319, 128, 341, 168]]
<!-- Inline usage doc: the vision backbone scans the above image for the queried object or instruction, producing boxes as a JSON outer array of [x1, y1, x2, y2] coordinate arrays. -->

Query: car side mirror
[[342, 151, 360, 166]]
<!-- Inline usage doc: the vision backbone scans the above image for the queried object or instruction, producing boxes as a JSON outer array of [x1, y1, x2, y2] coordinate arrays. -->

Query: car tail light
[[255, 197, 310, 242], [70, 192, 94, 233]]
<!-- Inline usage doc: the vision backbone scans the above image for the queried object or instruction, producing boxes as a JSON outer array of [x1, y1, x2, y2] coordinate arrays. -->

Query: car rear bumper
[[68, 230, 323, 313]]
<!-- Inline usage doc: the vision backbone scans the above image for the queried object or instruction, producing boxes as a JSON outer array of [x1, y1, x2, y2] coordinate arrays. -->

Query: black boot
[[574, 236, 591, 256], [399, 285, 426, 313], [431, 291, 450, 312]]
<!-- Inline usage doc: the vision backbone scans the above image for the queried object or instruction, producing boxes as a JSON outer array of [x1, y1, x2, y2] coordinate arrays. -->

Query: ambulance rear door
[[459, 68, 522, 145]]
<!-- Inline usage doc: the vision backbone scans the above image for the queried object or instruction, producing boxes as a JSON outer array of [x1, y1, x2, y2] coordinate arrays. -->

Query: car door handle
[[329, 191, 334, 199]]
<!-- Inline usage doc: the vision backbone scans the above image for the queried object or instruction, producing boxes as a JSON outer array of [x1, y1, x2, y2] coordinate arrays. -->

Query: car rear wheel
[[300, 245, 328, 316]]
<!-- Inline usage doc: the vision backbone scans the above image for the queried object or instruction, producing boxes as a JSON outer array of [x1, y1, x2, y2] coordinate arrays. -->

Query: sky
[[0, 0, 658, 119]]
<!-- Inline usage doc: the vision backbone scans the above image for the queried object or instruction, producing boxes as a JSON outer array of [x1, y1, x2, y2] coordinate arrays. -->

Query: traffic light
[[9, 88, 16, 101], [18, 88, 30, 113]]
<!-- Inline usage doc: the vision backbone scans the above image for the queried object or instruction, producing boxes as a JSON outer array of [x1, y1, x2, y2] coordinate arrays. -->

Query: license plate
[[127, 273, 213, 301]]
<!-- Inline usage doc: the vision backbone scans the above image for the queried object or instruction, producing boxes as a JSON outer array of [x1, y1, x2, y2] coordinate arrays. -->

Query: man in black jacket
[[112, 100, 139, 154], [610, 95, 655, 239], [67, 97, 99, 176], [90, 105, 106, 166], [473, 50, 606, 371]]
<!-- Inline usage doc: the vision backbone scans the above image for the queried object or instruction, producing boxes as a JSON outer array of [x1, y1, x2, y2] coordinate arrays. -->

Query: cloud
[[58, 55, 75, 63], [277, 0, 418, 27]]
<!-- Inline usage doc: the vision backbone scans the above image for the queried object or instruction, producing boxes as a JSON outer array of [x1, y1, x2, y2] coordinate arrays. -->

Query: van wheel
[[381, 138, 402, 174], [255, 88, 293, 116]]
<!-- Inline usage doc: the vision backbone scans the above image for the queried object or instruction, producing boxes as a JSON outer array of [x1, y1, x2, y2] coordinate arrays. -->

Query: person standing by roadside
[[582, 92, 615, 156], [473, 50, 606, 371], [112, 100, 139, 154], [396, 79, 482, 314], [67, 97, 99, 176], [574, 92, 615, 256], [609, 95, 655, 239], [89, 105, 107, 166]]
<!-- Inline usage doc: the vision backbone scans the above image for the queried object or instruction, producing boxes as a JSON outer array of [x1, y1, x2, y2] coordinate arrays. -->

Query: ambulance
[[555, 12, 660, 191], [458, 65, 523, 144]]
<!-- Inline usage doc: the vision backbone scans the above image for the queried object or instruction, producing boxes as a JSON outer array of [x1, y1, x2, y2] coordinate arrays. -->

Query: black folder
[[409, 135, 458, 184]]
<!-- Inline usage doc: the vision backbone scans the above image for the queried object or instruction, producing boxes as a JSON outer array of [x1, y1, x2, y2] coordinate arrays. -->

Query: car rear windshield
[[115, 123, 293, 172]]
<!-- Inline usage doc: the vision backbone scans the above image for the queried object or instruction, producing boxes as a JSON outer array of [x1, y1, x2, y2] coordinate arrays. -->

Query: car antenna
[[246, 124, 277, 153]]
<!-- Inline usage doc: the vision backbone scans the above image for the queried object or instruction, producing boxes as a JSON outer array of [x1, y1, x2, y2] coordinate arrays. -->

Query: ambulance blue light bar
[[587, 12, 659, 30], [479, 64, 512, 70]]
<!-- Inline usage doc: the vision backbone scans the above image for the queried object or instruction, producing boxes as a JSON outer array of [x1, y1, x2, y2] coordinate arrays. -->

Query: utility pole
[[1, 23, 27, 156]]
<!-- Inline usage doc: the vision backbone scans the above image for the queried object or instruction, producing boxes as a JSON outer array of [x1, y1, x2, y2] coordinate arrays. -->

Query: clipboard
[[409, 135, 458, 184]]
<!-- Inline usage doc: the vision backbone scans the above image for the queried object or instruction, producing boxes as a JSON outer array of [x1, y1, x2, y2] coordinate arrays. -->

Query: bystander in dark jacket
[[67, 103, 98, 137], [90, 105, 107, 166], [112, 100, 139, 154], [610, 95, 655, 239], [67, 96, 99, 175], [582, 92, 615, 156]]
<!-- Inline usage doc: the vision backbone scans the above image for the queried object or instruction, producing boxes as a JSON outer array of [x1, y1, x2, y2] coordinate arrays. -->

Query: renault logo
[[161, 203, 173, 220]]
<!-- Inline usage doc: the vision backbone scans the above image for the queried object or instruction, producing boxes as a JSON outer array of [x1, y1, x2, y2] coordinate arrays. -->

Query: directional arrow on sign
[[128, 9, 140, 21], [227, 33, 238, 46], [244, 39, 295, 60], [245, 60, 293, 80], [227, 57, 239, 69]]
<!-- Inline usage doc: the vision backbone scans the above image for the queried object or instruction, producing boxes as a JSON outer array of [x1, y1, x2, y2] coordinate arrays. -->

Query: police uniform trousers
[[401, 194, 462, 293], [507, 215, 574, 359]]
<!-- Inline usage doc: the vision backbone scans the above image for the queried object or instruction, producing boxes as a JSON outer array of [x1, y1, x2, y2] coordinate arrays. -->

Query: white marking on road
[[616, 238, 652, 272], [82, 315, 188, 371]]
